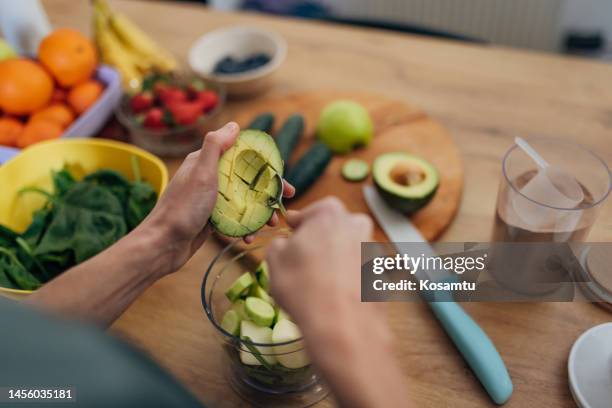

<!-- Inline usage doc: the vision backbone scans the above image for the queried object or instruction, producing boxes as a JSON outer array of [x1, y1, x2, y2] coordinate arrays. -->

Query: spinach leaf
[[52, 167, 76, 197], [85, 168, 156, 230], [15, 237, 50, 282], [34, 183, 127, 264], [84, 169, 132, 204], [0, 247, 41, 290], [0, 268, 18, 289], [0, 225, 18, 249], [126, 181, 157, 230], [21, 208, 52, 248], [0, 162, 158, 287], [125, 156, 157, 230]]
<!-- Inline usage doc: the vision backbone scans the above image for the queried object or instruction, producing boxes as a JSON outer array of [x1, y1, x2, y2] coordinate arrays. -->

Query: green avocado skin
[[374, 183, 438, 215]]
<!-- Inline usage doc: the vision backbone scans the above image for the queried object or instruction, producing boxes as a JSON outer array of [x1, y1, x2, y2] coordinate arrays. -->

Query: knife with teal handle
[[363, 186, 513, 405]]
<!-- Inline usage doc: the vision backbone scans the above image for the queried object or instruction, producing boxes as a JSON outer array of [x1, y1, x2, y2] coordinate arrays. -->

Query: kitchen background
[[205, 0, 612, 59]]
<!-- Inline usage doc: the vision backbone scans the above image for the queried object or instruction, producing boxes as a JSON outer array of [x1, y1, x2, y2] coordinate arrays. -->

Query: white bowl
[[189, 26, 286, 98]]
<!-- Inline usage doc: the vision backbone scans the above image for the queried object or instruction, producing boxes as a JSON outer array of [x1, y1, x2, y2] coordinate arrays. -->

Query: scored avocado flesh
[[212, 130, 283, 237]]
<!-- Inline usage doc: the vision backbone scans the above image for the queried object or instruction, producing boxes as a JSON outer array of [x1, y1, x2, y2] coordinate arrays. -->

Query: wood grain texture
[[43, 1, 612, 407], [232, 90, 464, 242]]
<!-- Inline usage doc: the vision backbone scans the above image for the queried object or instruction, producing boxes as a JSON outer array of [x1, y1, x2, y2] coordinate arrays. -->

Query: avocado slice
[[372, 152, 439, 214], [211, 130, 284, 237]]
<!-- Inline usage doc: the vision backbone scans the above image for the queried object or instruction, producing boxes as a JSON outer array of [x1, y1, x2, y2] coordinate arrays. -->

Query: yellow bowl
[[0, 138, 168, 299]]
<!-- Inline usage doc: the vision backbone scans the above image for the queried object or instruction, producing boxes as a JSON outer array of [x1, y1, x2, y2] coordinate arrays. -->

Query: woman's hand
[[265, 198, 412, 408], [143, 122, 294, 275]]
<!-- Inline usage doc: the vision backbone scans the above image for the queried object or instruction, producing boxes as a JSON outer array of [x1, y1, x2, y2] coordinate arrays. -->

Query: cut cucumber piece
[[373, 152, 439, 214], [211, 130, 284, 237], [275, 114, 304, 166], [341, 159, 369, 182], [248, 113, 275, 132], [255, 261, 270, 291], [250, 284, 274, 305], [232, 299, 249, 321], [285, 142, 333, 198], [274, 307, 291, 325], [225, 272, 255, 302], [245, 296, 275, 327], [221, 309, 241, 335], [272, 319, 310, 369], [240, 320, 277, 365]]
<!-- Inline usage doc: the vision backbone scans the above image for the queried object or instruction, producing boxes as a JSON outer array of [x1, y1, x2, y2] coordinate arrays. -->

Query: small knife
[[363, 186, 513, 405]]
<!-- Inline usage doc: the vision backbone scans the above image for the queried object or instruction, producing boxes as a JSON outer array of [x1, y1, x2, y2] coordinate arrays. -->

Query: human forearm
[[26, 222, 171, 326], [301, 314, 412, 408]]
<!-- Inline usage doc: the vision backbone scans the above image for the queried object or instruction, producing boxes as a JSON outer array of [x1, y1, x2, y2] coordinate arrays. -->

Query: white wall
[[322, 0, 563, 51]]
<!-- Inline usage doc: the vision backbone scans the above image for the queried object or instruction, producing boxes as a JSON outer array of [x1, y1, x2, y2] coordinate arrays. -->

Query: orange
[[17, 120, 63, 148], [0, 58, 54, 115], [50, 87, 68, 104], [38, 28, 97, 87], [67, 80, 103, 114], [30, 103, 75, 129], [0, 117, 24, 147]]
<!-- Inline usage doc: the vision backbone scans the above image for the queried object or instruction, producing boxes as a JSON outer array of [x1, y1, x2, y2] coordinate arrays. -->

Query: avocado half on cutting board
[[211, 130, 284, 237], [372, 152, 439, 214]]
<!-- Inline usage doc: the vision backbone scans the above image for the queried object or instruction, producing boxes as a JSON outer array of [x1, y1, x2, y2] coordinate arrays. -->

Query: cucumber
[[225, 272, 255, 302], [274, 307, 291, 325], [240, 320, 277, 365], [255, 261, 270, 291], [342, 159, 369, 182], [285, 142, 333, 198], [221, 309, 241, 335], [232, 299, 249, 321], [245, 296, 275, 327], [248, 113, 275, 132], [275, 114, 304, 165], [272, 319, 310, 369], [250, 284, 274, 305]]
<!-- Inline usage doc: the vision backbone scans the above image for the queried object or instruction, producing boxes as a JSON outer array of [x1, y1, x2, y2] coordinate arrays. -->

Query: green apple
[[316, 100, 373, 154], [0, 39, 16, 61]]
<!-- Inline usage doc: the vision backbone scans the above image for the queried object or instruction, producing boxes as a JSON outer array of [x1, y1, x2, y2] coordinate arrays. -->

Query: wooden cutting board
[[232, 90, 464, 242]]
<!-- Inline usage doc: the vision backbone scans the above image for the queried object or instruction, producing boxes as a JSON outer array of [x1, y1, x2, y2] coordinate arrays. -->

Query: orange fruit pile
[[0, 29, 103, 148]]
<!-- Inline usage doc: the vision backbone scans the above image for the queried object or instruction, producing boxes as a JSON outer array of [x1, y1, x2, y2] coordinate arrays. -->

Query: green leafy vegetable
[[0, 159, 158, 290], [0, 247, 41, 290], [33, 183, 127, 264], [51, 167, 77, 196]]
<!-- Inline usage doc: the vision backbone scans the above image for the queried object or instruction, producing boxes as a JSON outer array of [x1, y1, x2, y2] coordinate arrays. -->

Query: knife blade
[[363, 186, 513, 405]]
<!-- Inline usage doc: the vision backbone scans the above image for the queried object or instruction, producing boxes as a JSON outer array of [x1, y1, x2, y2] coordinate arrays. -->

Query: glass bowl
[[201, 229, 329, 407], [115, 76, 226, 157]]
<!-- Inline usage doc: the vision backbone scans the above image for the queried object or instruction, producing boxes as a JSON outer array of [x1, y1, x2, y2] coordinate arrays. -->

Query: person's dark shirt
[[0, 297, 203, 408]]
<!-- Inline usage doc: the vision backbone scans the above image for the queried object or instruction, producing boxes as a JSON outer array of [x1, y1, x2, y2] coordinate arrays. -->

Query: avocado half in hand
[[372, 152, 439, 214], [211, 130, 284, 237]]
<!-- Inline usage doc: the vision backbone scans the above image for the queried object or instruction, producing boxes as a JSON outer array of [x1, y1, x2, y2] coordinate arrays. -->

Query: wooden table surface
[[46, 1, 612, 407]]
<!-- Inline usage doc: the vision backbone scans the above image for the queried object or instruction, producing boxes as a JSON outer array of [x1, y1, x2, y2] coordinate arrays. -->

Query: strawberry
[[166, 101, 204, 126], [187, 78, 206, 96], [130, 91, 154, 113], [195, 90, 219, 112], [156, 84, 187, 106], [143, 108, 166, 129]]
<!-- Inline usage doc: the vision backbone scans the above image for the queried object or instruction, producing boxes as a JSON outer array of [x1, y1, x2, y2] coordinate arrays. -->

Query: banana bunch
[[92, 0, 178, 91]]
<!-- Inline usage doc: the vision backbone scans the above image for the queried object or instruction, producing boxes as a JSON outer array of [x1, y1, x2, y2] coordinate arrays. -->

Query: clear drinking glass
[[492, 137, 610, 243], [201, 229, 329, 408], [490, 137, 610, 296]]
